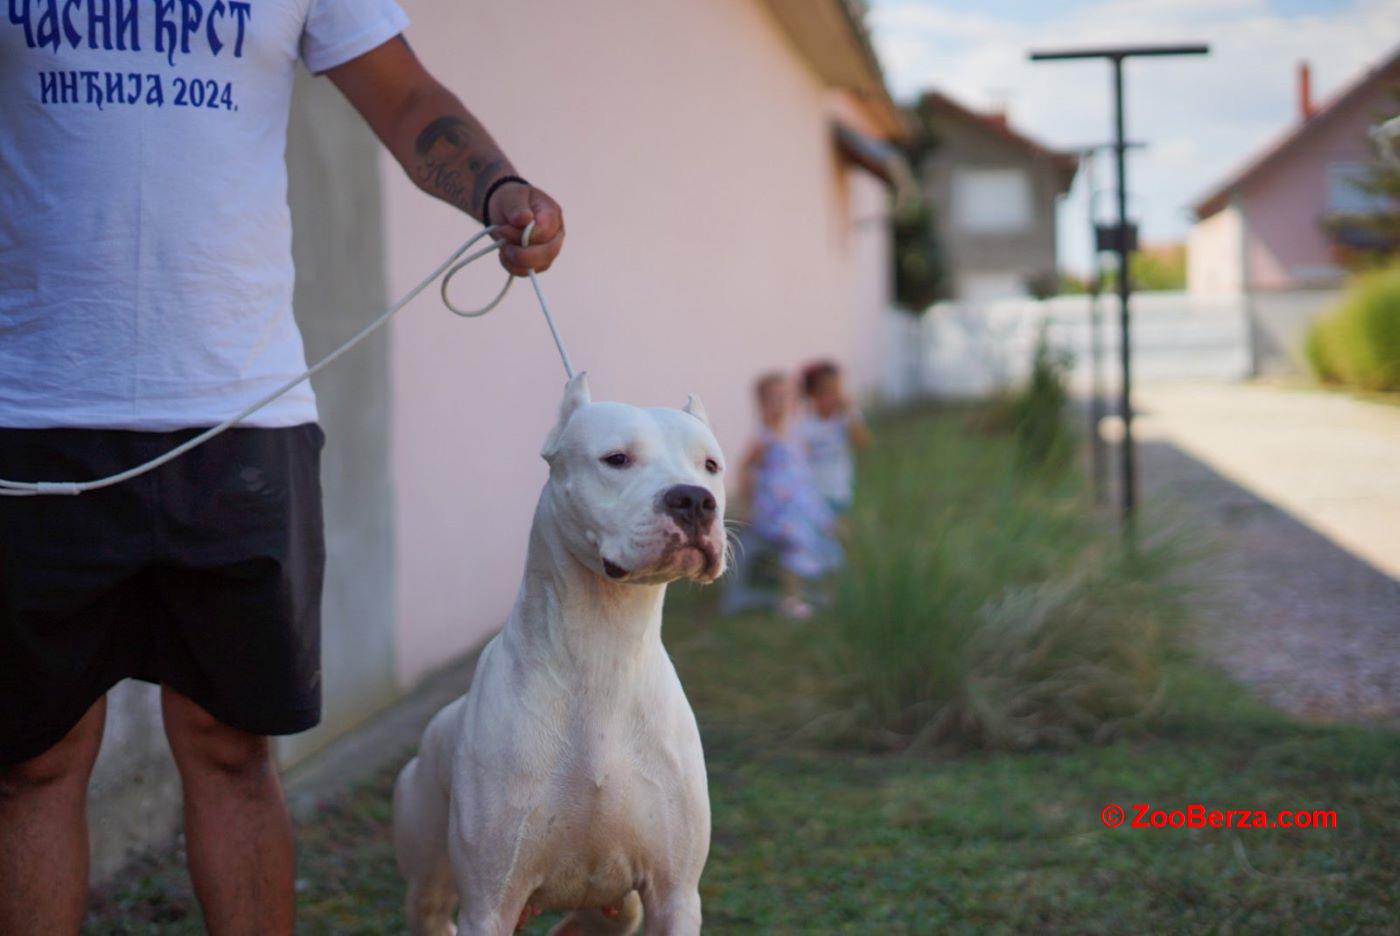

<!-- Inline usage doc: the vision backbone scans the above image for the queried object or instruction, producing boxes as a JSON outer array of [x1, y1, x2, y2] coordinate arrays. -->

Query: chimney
[[1297, 61, 1314, 121], [987, 106, 1009, 129]]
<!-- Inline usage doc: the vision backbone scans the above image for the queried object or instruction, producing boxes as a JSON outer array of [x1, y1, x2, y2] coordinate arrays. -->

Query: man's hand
[[326, 36, 565, 276], [489, 183, 565, 276], [847, 404, 872, 449]]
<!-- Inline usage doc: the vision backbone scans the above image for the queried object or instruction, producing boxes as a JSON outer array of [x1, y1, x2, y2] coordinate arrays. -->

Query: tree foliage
[[892, 105, 950, 315], [893, 199, 949, 314], [1324, 93, 1400, 269]]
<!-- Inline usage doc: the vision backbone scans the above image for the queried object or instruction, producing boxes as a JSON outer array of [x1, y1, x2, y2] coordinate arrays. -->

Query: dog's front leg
[[453, 911, 512, 936], [450, 849, 541, 936], [455, 890, 536, 936], [451, 852, 540, 936], [640, 885, 702, 936]]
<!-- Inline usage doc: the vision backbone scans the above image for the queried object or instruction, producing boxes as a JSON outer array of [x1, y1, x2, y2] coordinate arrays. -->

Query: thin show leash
[[0, 221, 573, 497]]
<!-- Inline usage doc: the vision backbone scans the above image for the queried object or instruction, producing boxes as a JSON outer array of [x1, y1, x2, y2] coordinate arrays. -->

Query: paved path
[[1130, 382, 1400, 724], [1137, 383, 1400, 581]]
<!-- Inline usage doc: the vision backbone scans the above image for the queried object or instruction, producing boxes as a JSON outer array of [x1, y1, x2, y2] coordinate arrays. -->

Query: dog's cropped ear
[[682, 393, 710, 427], [541, 371, 591, 461]]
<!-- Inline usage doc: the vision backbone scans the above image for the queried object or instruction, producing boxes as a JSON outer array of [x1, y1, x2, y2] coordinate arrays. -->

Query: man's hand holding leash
[[486, 180, 565, 276]]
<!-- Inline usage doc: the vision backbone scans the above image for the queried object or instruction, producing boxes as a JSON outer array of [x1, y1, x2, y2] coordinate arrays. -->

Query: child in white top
[[796, 361, 871, 515]]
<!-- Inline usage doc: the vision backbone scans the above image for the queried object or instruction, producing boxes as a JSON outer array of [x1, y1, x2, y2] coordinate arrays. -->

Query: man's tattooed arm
[[322, 36, 514, 223], [326, 35, 564, 273], [410, 114, 513, 221]]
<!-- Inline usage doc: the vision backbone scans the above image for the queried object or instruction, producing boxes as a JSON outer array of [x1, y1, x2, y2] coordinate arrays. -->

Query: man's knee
[[0, 700, 106, 801], [162, 689, 275, 789]]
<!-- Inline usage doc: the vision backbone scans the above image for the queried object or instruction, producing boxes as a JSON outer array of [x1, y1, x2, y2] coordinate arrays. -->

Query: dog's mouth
[[601, 537, 721, 584], [686, 540, 719, 578], [670, 537, 721, 582]]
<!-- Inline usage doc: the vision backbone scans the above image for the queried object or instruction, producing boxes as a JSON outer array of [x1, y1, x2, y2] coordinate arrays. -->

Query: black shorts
[[0, 424, 326, 767]]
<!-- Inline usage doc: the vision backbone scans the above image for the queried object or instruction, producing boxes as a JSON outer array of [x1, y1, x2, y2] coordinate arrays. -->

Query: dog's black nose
[[662, 484, 716, 531]]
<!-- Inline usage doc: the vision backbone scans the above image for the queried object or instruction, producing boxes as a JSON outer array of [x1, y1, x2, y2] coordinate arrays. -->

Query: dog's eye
[[601, 452, 631, 468], [704, 458, 721, 475]]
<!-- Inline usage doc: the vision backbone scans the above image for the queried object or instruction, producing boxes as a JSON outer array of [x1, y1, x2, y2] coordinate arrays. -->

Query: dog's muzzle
[[661, 484, 723, 580], [603, 486, 724, 584]]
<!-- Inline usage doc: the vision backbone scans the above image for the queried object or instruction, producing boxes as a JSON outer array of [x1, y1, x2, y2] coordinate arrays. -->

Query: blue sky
[[866, 0, 1400, 273]]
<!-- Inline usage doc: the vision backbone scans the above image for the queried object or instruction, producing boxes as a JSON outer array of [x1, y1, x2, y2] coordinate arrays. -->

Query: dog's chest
[[529, 734, 682, 907]]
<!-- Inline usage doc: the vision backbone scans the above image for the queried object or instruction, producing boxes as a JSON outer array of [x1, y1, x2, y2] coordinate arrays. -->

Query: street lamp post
[[1077, 142, 1144, 505], [1082, 151, 1109, 504], [1030, 44, 1209, 535]]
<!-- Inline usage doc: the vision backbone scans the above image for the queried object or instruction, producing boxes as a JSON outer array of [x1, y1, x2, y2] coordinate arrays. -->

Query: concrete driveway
[[1135, 382, 1400, 581], [1128, 381, 1400, 722]]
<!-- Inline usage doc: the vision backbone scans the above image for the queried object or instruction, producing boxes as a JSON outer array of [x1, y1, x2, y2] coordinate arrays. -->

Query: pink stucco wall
[[1186, 203, 1243, 295], [1240, 77, 1395, 290], [381, 1, 892, 685]]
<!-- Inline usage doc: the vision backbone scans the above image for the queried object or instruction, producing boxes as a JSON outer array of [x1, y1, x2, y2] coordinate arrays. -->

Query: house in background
[[1187, 47, 1398, 374], [85, 0, 909, 879], [911, 91, 1078, 302], [1188, 49, 1399, 295]]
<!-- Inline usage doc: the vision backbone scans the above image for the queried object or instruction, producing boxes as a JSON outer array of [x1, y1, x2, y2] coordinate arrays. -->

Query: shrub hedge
[[1306, 265, 1400, 392]]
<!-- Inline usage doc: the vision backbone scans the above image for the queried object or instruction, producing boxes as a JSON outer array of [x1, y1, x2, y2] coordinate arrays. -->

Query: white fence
[[880, 290, 1255, 401]]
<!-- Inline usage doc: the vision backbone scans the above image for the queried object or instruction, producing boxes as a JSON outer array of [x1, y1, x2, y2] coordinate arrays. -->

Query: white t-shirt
[[796, 410, 858, 507], [0, 0, 408, 430]]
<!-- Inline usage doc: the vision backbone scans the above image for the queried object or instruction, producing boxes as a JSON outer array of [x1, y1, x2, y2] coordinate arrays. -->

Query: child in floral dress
[[738, 372, 842, 618]]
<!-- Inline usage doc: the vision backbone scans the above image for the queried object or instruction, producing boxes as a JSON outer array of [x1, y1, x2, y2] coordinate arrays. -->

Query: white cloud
[[868, 0, 1400, 272]]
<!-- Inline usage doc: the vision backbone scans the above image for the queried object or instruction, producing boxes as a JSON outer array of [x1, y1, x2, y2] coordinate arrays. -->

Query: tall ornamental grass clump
[[1011, 325, 1074, 471], [1306, 265, 1400, 392], [816, 407, 1177, 752]]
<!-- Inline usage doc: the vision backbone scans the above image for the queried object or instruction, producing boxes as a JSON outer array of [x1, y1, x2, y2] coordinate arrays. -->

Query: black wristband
[[481, 174, 530, 227]]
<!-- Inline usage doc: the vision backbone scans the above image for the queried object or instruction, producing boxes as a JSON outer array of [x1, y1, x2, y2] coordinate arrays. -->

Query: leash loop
[[0, 222, 574, 496], [439, 227, 516, 318]]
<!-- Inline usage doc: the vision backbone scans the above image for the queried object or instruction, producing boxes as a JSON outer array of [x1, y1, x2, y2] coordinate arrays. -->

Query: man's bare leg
[[161, 686, 294, 936], [0, 696, 107, 935]]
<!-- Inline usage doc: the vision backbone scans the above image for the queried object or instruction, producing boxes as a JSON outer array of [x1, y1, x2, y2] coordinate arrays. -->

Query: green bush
[[817, 410, 1177, 752], [1304, 322, 1339, 384], [1305, 265, 1400, 391]]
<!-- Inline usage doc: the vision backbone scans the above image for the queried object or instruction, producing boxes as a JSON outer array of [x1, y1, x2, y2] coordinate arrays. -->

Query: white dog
[[393, 373, 727, 936]]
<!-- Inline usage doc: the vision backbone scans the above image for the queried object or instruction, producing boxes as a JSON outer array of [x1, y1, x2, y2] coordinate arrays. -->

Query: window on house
[[1326, 162, 1390, 215], [952, 167, 1033, 234]]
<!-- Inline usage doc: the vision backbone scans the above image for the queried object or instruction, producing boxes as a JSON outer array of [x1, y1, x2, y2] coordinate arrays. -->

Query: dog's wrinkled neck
[[507, 491, 666, 675]]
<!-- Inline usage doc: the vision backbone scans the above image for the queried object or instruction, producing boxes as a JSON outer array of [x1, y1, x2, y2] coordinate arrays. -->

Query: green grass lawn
[[88, 408, 1400, 934], [668, 598, 1400, 934]]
